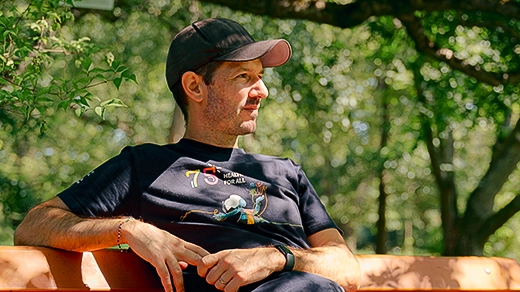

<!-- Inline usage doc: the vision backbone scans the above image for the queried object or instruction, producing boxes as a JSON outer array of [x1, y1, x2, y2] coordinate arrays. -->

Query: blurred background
[[1, 0, 519, 261]]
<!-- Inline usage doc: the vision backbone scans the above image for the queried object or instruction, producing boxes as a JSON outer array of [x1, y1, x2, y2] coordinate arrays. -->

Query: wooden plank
[[0, 246, 162, 291], [357, 254, 520, 291], [1, 246, 519, 291]]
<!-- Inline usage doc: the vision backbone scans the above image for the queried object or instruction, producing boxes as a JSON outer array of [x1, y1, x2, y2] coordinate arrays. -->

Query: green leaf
[[92, 94, 101, 102], [127, 73, 138, 84], [94, 106, 104, 118], [73, 76, 92, 87], [121, 69, 130, 77], [57, 100, 70, 111], [81, 57, 93, 71], [100, 98, 127, 108], [38, 86, 51, 95], [111, 60, 121, 70], [113, 77, 122, 89], [39, 121, 48, 135], [75, 95, 90, 107], [37, 96, 54, 103], [121, 69, 137, 83], [116, 65, 128, 73], [84, 92, 95, 101], [90, 68, 110, 74], [74, 107, 84, 117]]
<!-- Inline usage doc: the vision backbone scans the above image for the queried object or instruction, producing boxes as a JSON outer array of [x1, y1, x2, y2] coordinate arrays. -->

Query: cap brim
[[214, 39, 291, 68]]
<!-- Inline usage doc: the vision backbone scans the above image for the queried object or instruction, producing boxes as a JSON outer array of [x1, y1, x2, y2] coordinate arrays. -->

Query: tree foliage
[[1, 0, 520, 261], [0, 0, 135, 242], [0, 0, 136, 129], [200, 0, 520, 256]]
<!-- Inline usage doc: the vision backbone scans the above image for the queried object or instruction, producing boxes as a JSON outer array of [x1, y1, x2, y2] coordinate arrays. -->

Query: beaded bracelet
[[117, 217, 134, 252]]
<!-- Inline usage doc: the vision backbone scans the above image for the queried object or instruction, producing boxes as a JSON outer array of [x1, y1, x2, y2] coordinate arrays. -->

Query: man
[[14, 18, 361, 292]]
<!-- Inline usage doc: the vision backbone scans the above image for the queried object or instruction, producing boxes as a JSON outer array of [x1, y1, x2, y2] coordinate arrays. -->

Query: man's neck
[[183, 129, 239, 148]]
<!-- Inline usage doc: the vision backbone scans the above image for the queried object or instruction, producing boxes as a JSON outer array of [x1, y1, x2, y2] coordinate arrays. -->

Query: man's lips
[[243, 101, 260, 111], [243, 105, 260, 111]]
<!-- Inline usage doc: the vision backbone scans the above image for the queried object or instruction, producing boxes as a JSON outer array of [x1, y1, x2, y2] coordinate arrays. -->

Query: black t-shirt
[[58, 139, 338, 252]]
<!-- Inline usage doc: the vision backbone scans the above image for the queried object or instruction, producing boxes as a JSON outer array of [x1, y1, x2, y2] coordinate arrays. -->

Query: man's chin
[[238, 121, 257, 135]]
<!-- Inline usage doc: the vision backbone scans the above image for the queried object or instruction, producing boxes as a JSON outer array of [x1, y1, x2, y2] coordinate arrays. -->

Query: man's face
[[202, 59, 268, 136]]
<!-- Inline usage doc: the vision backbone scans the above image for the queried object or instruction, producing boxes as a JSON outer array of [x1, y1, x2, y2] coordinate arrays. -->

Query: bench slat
[[1, 246, 519, 291]]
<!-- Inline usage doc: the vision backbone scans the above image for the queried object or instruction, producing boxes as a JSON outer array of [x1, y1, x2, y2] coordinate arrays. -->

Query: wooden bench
[[1, 246, 519, 291]]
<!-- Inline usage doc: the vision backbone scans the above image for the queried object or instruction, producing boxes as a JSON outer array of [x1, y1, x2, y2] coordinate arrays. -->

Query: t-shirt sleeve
[[295, 165, 341, 236], [57, 147, 139, 217]]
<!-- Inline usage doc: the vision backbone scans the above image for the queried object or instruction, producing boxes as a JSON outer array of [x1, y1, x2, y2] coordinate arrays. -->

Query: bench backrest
[[1, 246, 519, 291]]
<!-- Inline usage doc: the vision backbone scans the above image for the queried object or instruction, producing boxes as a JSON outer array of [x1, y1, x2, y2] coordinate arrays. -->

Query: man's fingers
[[205, 258, 229, 285], [197, 253, 219, 277], [123, 223, 209, 292], [185, 242, 210, 257], [181, 248, 206, 266], [224, 278, 240, 292], [178, 261, 189, 270], [155, 262, 174, 292], [215, 275, 240, 292], [167, 257, 185, 292], [173, 241, 209, 267]]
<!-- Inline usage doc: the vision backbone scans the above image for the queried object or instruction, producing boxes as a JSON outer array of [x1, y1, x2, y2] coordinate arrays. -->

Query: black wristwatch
[[274, 244, 295, 271]]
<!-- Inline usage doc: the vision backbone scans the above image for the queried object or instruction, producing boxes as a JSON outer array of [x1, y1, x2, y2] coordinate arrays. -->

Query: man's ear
[[181, 71, 206, 103]]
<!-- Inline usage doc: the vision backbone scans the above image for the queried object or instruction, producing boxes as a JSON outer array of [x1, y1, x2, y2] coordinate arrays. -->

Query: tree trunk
[[376, 170, 388, 254], [412, 62, 460, 255], [422, 122, 460, 255], [375, 80, 390, 254], [436, 131, 460, 255]]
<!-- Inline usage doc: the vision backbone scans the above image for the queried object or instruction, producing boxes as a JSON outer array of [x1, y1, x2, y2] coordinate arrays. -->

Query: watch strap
[[274, 244, 295, 271]]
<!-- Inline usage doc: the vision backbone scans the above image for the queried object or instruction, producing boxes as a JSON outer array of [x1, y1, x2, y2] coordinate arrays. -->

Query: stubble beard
[[204, 92, 258, 137]]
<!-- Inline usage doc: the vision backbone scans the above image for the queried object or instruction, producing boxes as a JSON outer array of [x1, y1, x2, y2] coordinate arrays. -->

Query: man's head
[[165, 18, 292, 119]]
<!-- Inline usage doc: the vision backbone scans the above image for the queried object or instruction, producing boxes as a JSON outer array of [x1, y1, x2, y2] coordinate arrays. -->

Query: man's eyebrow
[[229, 64, 263, 74]]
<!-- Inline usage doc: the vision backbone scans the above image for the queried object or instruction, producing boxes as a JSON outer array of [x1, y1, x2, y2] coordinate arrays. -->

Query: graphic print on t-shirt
[[180, 164, 302, 228]]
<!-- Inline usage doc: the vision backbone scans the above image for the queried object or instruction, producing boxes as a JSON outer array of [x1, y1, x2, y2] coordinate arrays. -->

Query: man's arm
[[197, 228, 361, 292], [294, 228, 361, 290], [14, 197, 209, 292], [15, 197, 120, 251]]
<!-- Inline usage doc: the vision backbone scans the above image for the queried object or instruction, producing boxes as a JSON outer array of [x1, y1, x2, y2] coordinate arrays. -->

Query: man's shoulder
[[120, 143, 180, 163], [240, 152, 304, 177], [245, 152, 298, 166], [122, 142, 173, 153]]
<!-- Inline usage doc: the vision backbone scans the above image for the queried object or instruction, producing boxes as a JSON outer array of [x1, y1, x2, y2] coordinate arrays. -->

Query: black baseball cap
[[166, 18, 292, 91]]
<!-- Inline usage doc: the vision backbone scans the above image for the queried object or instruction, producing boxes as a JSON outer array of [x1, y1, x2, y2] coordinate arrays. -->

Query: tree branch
[[198, 0, 520, 28], [464, 118, 520, 227], [398, 13, 520, 86], [457, 16, 520, 42], [197, 0, 520, 86], [414, 73, 442, 188], [479, 195, 520, 242]]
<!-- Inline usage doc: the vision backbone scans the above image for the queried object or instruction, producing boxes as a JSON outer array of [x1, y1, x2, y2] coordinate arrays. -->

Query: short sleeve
[[57, 147, 139, 217], [295, 165, 341, 236]]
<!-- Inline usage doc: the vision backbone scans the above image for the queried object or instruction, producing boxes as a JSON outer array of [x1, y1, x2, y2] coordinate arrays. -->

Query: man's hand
[[14, 197, 211, 292], [122, 220, 210, 292], [197, 248, 284, 292]]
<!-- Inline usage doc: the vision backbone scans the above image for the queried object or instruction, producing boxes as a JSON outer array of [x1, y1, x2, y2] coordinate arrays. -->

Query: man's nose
[[250, 79, 269, 99]]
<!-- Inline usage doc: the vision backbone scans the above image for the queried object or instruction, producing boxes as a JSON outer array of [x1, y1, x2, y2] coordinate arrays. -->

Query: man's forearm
[[15, 198, 211, 292], [199, 243, 360, 292], [14, 203, 121, 251], [291, 244, 360, 291]]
